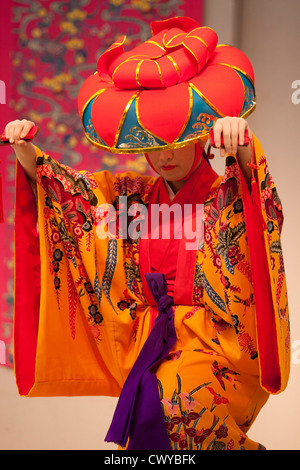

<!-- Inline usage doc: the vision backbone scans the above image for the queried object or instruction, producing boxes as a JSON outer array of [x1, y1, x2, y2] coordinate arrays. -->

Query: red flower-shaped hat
[[78, 16, 256, 153]]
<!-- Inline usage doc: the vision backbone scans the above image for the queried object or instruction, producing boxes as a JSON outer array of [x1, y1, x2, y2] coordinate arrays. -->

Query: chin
[[166, 172, 187, 181], [164, 174, 178, 180]]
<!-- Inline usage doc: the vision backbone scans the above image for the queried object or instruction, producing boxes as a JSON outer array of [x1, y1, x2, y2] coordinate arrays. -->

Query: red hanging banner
[[0, 0, 203, 367]]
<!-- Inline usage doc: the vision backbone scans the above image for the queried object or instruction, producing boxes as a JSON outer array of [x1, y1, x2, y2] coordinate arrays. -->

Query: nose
[[159, 150, 174, 163]]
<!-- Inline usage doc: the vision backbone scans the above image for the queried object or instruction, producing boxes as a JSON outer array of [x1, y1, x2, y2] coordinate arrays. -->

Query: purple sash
[[105, 272, 177, 450]]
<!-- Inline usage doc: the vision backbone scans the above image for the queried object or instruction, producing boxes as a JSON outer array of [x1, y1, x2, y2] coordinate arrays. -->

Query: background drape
[[0, 0, 203, 367]]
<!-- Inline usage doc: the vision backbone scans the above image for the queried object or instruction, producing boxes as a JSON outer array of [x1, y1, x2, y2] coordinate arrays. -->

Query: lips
[[161, 165, 177, 171]]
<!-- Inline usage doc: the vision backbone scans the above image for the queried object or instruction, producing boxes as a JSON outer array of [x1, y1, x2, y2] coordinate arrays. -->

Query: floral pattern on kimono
[[13, 136, 290, 450]]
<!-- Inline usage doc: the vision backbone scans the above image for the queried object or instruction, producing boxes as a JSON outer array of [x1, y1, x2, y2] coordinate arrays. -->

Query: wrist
[[14, 141, 35, 156]]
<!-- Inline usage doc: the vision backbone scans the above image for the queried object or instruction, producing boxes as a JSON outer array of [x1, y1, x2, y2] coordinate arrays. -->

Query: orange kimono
[[13, 135, 290, 450]]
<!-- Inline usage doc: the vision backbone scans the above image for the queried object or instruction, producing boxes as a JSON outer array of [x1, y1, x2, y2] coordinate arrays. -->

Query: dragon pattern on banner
[[0, 0, 203, 366]]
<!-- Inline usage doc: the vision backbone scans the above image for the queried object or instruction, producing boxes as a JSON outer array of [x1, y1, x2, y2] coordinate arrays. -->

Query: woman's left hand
[[213, 117, 253, 157]]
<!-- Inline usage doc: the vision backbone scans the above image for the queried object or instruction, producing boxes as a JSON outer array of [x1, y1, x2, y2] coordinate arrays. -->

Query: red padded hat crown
[[78, 16, 256, 153]]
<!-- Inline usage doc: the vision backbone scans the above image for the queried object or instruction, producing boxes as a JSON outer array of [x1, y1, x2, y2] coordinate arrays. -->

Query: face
[[147, 145, 196, 182]]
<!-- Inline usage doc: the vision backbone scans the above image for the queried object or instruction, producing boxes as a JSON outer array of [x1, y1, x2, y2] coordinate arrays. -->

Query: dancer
[[7, 17, 290, 450]]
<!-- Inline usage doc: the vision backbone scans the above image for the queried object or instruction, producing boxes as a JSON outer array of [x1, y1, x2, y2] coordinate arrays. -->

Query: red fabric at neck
[[139, 154, 219, 306]]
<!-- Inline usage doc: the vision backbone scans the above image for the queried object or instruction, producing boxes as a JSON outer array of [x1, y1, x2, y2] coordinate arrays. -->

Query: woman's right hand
[[5, 119, 37, 183], [4, 119, 36, 147]]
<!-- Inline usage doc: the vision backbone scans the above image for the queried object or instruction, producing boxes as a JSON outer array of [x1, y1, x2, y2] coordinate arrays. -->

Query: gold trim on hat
[[163, 32, 186, 49], [107, 35, 127, 50], [83, 131, 210, 154], [215, 44, 255, 87], [218, 62, 255, 88], [112, 56, 148, 85], [185, 35, 210, 62], [80, 88, 108, 121], [174, 84, 194, 142], [188, 82, 226, 118], [136, 60, 144, 87], [240, 101, 256, 119], [113, 91, 141, 148], [198, 25, 218, 34], [155, 60, 165, 87], [165, 55, 180, 78], [183, 42, 200, 73], [231, 69, 256, 118], [135, 93, 169, 145], [145, 40, 166, 55], [135, 58, 165, 88]]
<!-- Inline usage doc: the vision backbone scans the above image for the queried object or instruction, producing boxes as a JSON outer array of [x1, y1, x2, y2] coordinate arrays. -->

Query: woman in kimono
[[7, 17, 290, 450]]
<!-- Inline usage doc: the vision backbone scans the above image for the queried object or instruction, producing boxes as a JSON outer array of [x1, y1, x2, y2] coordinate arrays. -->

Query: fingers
[[5, 119, 35, 145], [213, 120, 225, 157], [212, 120, 222, 149], [213, 117, 250, 157], [237, 118, 249, 147]]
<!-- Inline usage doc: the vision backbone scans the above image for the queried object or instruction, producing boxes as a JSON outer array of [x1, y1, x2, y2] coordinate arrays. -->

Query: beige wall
[[204, 0, 300, 450], [0, 0, 299, 450], [238, 0, 300, 451]]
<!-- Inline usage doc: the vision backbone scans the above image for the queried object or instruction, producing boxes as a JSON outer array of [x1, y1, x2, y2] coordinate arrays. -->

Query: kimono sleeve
[[202, 135, 290, 394], [14, 146, 122, 397], [243, 135, 290, 394]]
